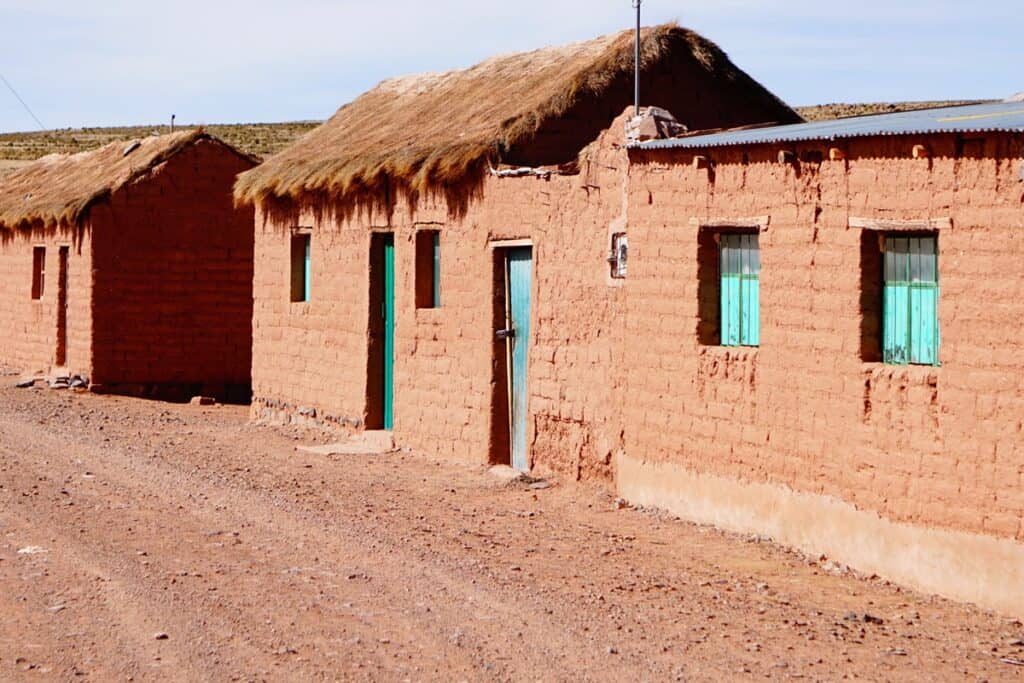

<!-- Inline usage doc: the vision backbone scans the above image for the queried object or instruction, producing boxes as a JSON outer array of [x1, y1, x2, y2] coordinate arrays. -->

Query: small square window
[[609, 233, 628, 278], [882, 235, 939, 365], [415, 230, 440, 309], [31, 247, 45, 300], [290, 233, 311, 303]]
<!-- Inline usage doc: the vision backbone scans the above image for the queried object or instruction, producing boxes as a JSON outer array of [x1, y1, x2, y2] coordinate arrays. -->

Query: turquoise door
[[382, 236, 395, 429], [506, 248, 533, 472]]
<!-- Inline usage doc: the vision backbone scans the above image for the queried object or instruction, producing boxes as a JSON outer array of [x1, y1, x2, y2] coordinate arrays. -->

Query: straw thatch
[[235, 23, 798, 221], [0, 130, 258, 233]]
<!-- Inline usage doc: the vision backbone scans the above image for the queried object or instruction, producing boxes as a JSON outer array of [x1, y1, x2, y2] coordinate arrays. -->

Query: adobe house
[[0, 130, 259, 400], [624, 101, 1024, 615], [235, 23, 799, 477]]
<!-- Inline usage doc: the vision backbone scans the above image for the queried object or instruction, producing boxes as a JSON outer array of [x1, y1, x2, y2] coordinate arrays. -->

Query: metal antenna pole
[[0, 72, 46, 131], [633, 0, 642, 116]]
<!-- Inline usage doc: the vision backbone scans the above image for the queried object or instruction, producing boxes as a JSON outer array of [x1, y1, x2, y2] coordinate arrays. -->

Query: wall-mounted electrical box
[[609, 232, 628, 278]]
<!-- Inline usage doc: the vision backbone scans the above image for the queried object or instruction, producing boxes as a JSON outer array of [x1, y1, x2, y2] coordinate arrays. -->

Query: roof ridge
[[234, 23, 798, 220], [0, 129, 257, 232]]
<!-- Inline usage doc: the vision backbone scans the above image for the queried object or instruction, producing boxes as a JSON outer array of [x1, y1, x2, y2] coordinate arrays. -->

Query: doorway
[[366, 233, 395, 430], [55, 246, 69, 367], [492, 246, 533, 471]]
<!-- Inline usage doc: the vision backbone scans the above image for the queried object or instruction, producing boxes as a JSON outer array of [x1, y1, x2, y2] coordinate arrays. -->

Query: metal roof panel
[[635, 101, 1024, 151]]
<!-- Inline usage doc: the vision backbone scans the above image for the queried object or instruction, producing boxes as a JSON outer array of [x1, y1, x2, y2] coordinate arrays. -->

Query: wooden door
[[55, 246, 69, 367], [382, 236, 395, 429], [505, 247, 533, 471], [366, 233, 396, 430]]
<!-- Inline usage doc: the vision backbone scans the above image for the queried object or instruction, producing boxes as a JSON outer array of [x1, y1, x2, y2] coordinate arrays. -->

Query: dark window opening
[[858, 232, 884, 362], [290, 233, 311, 303], [31, 247, 45, 300], [415, 230, 441, 309], [696, 230, 719, 345]]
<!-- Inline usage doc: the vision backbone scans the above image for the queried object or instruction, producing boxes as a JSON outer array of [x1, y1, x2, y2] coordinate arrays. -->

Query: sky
[[0, 0, 1021, 133]]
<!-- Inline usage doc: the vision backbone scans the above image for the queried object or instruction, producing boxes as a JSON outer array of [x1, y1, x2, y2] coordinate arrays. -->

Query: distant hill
[[795, 100, 991, 121], [0, 122, 320, 164], [0, 101, 996, 173]]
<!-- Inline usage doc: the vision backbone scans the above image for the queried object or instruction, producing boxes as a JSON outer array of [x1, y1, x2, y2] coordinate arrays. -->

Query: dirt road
[[0, 384, 1021, 681]]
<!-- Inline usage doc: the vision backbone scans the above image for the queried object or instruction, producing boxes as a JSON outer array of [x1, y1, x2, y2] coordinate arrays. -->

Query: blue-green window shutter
[[432, 232, 441, 307], [883, 235, 939, 365], [720, 233, 760, 347]]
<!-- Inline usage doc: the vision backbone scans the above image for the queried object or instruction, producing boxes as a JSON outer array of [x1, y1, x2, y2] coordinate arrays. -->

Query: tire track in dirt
[[0, 506, 204, 681], [0, 440, 489, 680], [0, 415, 646, 680], [0, 388, 1021, 681], [0, 442, 277, 681]]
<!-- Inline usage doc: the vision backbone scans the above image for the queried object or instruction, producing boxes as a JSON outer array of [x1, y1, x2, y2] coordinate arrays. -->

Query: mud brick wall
[[251, 112, 635, 481], [626, 131, 1024, 541], [90, 140, 255, 387], [0, 229, 93, 376], [251, 215, 372, 428]]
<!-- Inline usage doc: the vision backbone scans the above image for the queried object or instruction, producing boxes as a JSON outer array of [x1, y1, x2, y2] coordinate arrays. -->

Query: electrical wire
[[0, 72, 46, 131]]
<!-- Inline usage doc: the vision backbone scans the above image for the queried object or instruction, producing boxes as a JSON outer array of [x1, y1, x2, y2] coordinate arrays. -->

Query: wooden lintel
[[489, 238, 533, 248], [689, 216, 771, 230], [849, 217, 952, 232]]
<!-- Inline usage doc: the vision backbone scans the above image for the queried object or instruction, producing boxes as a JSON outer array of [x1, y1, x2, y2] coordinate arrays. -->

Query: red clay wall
[[0, 229, 93, 377], [90, 140, 255, 391], [252, 114, 634, 480], [252, 215, 372, 426], [626, 132, 1024, 542]]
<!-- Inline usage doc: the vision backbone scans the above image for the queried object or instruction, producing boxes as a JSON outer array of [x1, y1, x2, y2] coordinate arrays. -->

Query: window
[[290, 233, 311, 303], [415, 230, 440, 309], [609, 233, 628, 278], [31, 247, 45, 300], [719, 233, 760, 347], [883, 235, 939, 365]]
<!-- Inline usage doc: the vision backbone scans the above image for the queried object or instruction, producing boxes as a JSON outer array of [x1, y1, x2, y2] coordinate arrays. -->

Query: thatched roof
[[0, 130, 259, 233], [235, 23, 798, 219]]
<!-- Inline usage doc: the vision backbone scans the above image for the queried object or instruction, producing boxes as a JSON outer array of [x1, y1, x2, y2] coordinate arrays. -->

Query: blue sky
[[0, 0, 1020, 132]]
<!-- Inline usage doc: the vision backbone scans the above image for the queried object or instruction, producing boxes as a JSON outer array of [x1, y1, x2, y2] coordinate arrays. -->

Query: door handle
[[495, 329, 515, 340]]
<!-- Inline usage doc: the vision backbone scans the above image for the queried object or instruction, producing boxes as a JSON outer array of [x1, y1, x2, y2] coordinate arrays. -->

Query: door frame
[[55, 245, 70, 367], [365, 232, 395, 430], [488, 239, 534, 469]]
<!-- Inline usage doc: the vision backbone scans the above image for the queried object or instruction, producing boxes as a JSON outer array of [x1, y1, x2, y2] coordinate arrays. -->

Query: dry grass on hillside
[[0, 101, 994, 169], [795, 100, 990, 122], [0, 159, 30, 177], [0, 122, 319, 162]]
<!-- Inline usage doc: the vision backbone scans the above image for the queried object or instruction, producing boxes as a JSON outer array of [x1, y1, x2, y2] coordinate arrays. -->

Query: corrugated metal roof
[[635, 101, 1024, 151]]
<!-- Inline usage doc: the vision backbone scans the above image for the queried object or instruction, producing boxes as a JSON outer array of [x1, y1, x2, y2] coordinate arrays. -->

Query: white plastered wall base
[[616, 454, 1024, 618]]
